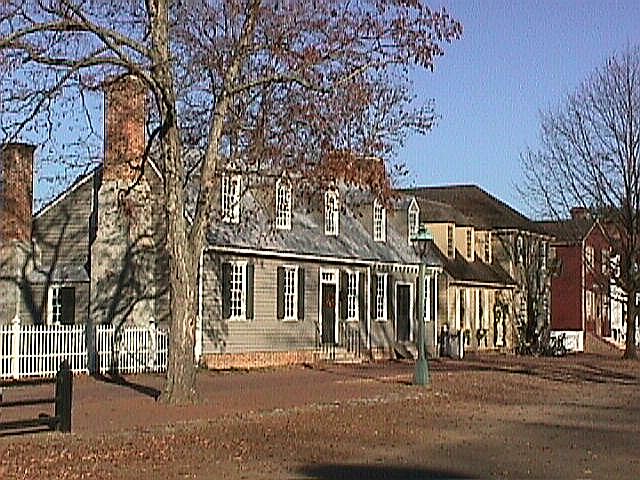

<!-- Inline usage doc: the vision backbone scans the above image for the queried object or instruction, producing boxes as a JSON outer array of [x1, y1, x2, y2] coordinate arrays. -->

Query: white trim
[[374, 272, 389, 322], [408, 198, 419, 244], [195, 249, 204, 362], [206, 245, 421, 271], [275, 178, 292, 231], [281, 264, 299, 321], [395, 281, 414, 342], [373, 199, 386, 242], [222, 173, 241, 224], [34, 171, 95, 219], [227, 260, 248, 321], [345, 269, 359, 322], [324, 190, 339, 236], [366, 267, 372, 349], [433, 271, 439, 349]]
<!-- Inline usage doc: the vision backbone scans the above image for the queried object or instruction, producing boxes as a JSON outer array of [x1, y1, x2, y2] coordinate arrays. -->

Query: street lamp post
[[412, 225, 431, 386]]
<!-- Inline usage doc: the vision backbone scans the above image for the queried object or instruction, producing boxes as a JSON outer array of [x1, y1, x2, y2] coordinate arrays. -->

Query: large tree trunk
[[623, 289, 638, 359], [148, 0, 200, 403], [162, 221, 198, 403]]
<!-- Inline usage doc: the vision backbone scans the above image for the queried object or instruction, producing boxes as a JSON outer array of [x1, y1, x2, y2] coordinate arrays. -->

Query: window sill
[[281, 318, 299, 323], [374, 318, 388, 322], [228, 316, 249, 322], [345, 317, 359, 323]]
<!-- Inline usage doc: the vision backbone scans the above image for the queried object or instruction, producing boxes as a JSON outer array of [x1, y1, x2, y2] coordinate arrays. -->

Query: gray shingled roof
[[207, 187, 439, 266]]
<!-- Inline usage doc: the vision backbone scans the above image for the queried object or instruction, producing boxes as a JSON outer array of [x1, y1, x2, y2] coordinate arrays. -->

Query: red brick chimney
[[103, 75, 146, 182], [0, 143, 35, 243]]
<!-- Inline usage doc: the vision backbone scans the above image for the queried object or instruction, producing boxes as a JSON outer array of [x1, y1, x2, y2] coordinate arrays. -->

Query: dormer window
[[484, 232, 492, 263], [221, 172, 241, 223], [275, 178, 292, 230], [373, 199, 386, 242], [408, 198, 419, 242], [324, 189, 339, 236], [466, 229, 473, 260], [516, 235, 524, 264]]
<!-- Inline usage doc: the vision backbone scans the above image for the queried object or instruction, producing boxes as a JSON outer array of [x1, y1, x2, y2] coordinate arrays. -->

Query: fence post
[[54, 360, 72, 433], [11, 316, 20, 380]]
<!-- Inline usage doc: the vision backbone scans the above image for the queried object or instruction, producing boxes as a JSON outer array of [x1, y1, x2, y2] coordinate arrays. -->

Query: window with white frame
[[516, 235, 524, 264], [221, 173, 241, 223], [229, 262, 246, 319], [346, 272, 358, 320], [585, 246, 594, 270], [324, 189, 339, 236], [50, 287, 62, 324], [408, 199, 419, 242], [601, 249, 609, 274], [283, 266, 298, 320], [540, 241, 548, 270], [375, 273, 388, 321], [275, 178, 292, 230], [47, 285, 75, 325], [373, 199, 386, 242]]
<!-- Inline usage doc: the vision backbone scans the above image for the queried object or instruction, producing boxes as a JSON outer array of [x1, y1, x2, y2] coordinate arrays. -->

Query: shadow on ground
[[91, 372, 161, 400], [298, 464, 475, 480]]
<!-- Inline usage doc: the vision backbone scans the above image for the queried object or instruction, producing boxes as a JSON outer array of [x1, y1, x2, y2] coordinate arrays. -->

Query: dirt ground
[[1, 353, 639, 479]]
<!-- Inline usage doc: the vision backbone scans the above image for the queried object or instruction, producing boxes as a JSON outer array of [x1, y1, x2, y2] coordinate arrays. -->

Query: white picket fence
[[0, 323, 169, 380], [96, 325, 169, 374]]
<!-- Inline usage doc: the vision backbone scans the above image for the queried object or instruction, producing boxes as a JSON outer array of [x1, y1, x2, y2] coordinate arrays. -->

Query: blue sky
[[399, 0, 640, 218]]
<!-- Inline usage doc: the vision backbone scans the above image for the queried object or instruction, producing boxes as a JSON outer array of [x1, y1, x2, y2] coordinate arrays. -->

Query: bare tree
[[521, 46, 640, 359], [0, 0, 462, 402]]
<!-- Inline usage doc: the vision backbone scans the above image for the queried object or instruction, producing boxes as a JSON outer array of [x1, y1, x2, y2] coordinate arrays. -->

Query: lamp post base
[[413, 357, 429, 386]]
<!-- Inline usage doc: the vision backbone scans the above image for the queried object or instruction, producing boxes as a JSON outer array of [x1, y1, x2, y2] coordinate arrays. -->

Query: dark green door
[[321, 284, 336, 344], [60, 287, 76, 325], [396, 284, 411, 342]]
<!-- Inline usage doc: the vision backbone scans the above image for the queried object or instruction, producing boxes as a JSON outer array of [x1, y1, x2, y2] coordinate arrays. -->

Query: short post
[[11, 315, 20, 380], [55, 360, 72, 433]]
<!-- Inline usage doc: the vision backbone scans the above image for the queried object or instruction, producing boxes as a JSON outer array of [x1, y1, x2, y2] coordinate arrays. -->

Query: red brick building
[[538, 208, 611, 350]]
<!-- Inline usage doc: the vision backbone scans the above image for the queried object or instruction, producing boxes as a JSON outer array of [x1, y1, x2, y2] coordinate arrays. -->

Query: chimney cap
[[569, 206, 591, 220], [1, 142, 36, 152]]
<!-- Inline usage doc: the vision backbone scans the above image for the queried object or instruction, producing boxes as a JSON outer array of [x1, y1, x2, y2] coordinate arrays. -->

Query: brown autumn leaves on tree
[[522, 46, 640, 359], [0, 0, 462, 403]]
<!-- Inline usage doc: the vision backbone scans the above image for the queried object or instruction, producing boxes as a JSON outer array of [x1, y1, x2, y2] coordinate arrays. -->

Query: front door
[[396, 284, 411, 342], [321, 284, 337, 344]]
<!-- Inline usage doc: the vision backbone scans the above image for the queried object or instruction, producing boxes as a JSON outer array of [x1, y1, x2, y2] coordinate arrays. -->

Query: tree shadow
[[437, 354, 640, 386], [298, 464, 475, 480], [90, 371, 161, 400]]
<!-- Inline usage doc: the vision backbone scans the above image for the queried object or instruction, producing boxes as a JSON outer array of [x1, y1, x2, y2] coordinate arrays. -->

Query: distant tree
[[521, 46, 640, 359], [1, 1, 462, 402]]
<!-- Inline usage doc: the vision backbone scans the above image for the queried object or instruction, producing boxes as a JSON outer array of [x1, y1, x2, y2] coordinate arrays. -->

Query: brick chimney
[[103, 75, 146, 182], [570, 207, 590, 220], [0, 143, 35, 243]]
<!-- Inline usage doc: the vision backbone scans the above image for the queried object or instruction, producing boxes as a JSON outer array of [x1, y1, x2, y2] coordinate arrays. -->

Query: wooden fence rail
[[0, 360, 73, 435]]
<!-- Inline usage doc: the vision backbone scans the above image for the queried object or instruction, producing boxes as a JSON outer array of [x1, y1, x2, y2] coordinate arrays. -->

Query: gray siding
[[369, 269, 419, 351], [202, 254, 318, 354], [33, 176, 93, 270], [201, 252, 379, 355]]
